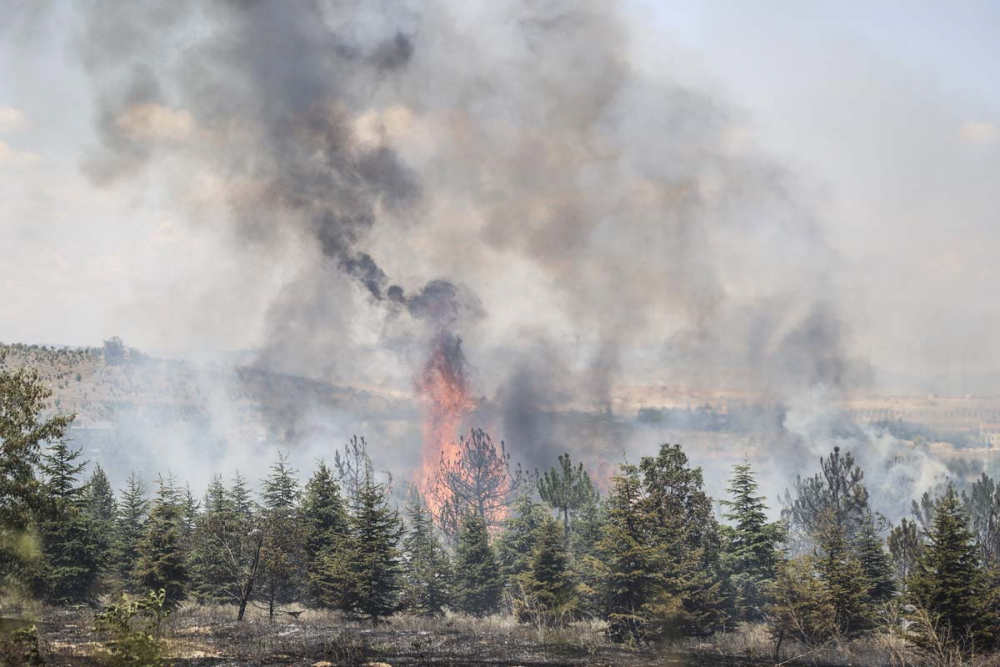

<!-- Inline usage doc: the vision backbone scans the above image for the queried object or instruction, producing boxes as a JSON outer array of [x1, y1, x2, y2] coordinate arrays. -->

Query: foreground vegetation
[[0, 600, 935, 667], [6, 355, 1000, 665]]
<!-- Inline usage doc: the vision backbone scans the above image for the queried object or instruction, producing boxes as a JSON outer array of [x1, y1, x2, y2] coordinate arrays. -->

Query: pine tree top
[[153, 473, 183, 506], [84, 463, 117, 523], [40, 440, 88, 504], [538, 453, 598, 513], [117, 472, 150, 524], [228, 472, 255, 517], [262, 452, 300, 511]]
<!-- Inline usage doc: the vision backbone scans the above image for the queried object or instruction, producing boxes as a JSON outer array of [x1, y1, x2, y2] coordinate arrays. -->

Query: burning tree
[[433, 428, 519, 538], [415, 334, 476, 506]]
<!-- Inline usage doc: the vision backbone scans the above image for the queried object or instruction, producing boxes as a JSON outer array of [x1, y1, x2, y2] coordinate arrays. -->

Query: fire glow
[[415, 333, 475, 513]]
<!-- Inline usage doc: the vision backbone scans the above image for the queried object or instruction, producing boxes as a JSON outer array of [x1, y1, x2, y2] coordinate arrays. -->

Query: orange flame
[[415, 334, 475, 513]]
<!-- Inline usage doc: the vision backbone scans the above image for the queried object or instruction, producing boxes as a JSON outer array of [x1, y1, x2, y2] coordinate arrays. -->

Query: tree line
[[3, 359, 1000, 660]]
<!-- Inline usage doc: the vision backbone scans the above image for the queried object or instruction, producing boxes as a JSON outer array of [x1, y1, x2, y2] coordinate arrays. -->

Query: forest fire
[[415, 333, 476, 512]]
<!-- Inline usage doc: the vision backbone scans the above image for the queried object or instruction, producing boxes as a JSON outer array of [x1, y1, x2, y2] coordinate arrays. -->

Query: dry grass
[[160, 603, 621, 665], [680, 622, 774, 662], [397, 611, 611, 647], [23, 601, 1000, 666], [170, 602, 612, 645], [676, 621, 1000, 667], [0, 593, 46, 620], [677, 622, 909, 667]]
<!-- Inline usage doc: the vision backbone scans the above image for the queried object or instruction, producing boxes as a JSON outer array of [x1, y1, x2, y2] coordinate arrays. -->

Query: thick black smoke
[[73, 0, 477, 369]]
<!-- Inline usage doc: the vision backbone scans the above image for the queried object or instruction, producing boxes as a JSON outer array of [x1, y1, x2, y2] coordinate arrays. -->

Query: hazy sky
[[1, 1, 998, 384], [637, 2, 1000, 379]]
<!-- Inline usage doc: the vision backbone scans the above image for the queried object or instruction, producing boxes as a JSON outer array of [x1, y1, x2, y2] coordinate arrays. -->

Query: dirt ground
[[19, 605, 775, 667]]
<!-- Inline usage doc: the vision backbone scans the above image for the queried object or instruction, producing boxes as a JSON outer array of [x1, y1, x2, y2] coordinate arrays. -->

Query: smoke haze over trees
[[6, 357, 1000, 665], [0, 1, 980, 526]]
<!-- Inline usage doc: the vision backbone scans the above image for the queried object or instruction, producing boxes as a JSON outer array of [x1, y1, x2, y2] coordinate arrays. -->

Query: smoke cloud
[[3, 0, 978, 518], [78, 0, 855, 475]]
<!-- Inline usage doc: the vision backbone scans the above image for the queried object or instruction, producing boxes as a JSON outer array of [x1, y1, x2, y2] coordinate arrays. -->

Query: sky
[[1, 0, 999, 389], [635, 1, 1000, 380]]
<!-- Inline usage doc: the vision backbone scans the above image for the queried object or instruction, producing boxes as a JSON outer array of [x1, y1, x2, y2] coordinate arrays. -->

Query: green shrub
[[95, 589, 169, 666], [0, 624, 44, 666]]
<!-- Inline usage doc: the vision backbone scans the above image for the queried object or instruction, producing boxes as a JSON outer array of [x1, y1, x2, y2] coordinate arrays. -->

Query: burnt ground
[[19, 606, 780, 667]]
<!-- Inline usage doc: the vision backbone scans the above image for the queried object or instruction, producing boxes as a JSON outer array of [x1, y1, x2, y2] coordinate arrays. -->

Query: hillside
[[0, 341, 420, 486], [0, 341, 202, 423]]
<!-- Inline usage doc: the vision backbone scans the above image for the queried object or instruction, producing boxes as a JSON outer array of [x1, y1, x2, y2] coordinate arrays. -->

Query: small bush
[[95, 589, 169, 667], [0, 625, 44, 666]]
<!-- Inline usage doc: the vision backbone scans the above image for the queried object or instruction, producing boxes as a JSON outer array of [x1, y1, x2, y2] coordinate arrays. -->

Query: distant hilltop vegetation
[[0, 339, 413, 447], [0, 338, 205, 424], [4, 339, 1000, 449]]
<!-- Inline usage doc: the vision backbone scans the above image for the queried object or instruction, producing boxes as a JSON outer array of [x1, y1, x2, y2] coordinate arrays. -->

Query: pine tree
[[400, 490, 450, 615], [134, 476, 188, 609], [229, 472, 254, 518], [567, 492, 604, 617], [537, 453, 598, 536], [720, 462, 785, 623], [452, 511, 502, 617], [568, 492, 604, 562], [515, 517, 577, 626], [636, 444, 725, 638], [83, 464, 118, 589], [181, 483, 200, 542], [597, 446, 726, 642], [32, 442, 101, 603], [189, 476, 265, 620], [816, 510, 873, 636], [0, 360, 73, 585], [203, 475, 229, 514], [495, 490, 549, 584], [258, 453, 303, 620], [911, 489, 939, 531], [855, 513, 895, 605], [187, 475, 234, 604], [597, 463, 659, 641], [888, 518, 922, 592], [39, 441, 86, 500], [782, 447, 870, 551], [334, 435, 372, 507], [962, 473, 1000, 568], [299, 461, 348, 606], [907, 485, 989, 653], [262, 453, 299, 510], [766, 556, 837, 647], [318, 467, 402, 624], [113, 473, 149, 593], [434, 429, 519, 537], [84, 465, 117, 529]]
